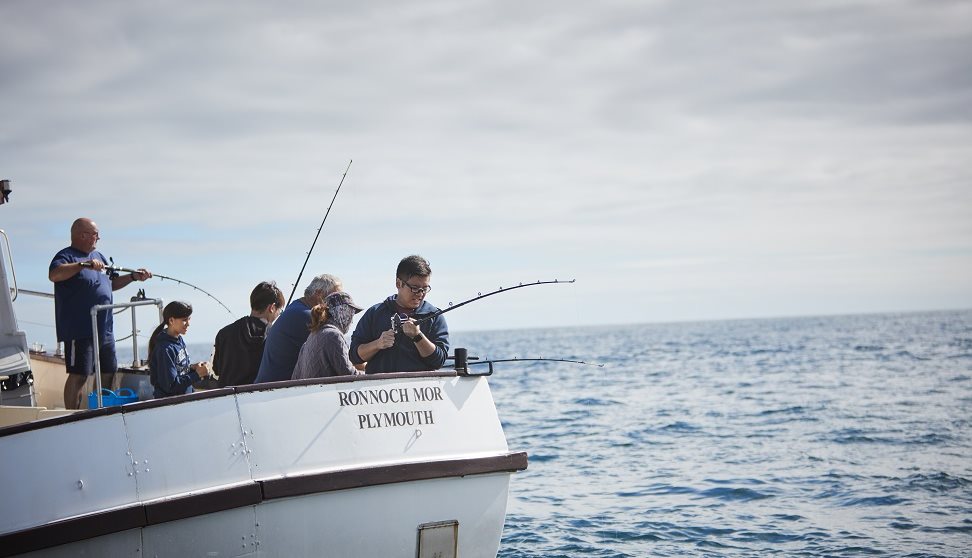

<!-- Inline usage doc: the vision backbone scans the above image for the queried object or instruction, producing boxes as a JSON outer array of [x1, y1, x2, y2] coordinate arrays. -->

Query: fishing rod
[[105, 261, 234, 315], [288, 159, 353, 305], [469, 358, 603, 368], [447, 347, 603, 376], [410, 279, 575, 326]]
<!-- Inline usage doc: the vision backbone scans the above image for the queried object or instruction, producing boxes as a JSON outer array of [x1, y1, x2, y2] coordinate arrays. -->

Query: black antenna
[[288, 160, 353, 305]]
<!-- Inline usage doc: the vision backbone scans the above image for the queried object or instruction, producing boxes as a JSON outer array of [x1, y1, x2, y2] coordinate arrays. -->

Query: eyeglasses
[[400, 280, 431, 295], [82, 231, 100, 239]]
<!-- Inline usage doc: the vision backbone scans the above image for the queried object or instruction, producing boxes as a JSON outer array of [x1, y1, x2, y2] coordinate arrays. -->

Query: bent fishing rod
[[105, 260, 234, 315], [410, 279, 576, 326], [446, 347, 603, 376], [288, 159, 353, 305], [468, 357, 603, 368]]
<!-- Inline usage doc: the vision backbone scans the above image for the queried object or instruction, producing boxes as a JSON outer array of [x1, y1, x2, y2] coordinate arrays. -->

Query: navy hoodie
[[150, 331, 196, 398], [213, 316, 268, 386], [349, 295, 449, 374]]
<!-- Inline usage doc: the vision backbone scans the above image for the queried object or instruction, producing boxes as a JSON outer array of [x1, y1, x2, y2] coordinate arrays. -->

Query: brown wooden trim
[[261, 452, 529, 500], [26, 352, 147, 370], [143, 482, 263, 525], [0, 452, 527, 556], [233, 370, 459, 394], [0, 505, 144, 558], [0, 406, 113, 437], [24, 351, 64, 365], [123, 386, 234, 411]]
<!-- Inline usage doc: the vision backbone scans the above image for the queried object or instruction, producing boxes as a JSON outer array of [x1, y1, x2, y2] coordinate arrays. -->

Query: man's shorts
[[64, 338, 118, 376]]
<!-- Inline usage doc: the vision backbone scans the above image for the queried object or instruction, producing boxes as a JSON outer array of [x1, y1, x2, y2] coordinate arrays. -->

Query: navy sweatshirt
[[349, 295, 449, 374]]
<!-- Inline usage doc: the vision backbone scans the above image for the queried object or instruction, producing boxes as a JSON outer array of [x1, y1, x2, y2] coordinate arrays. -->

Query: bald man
[[49, 218, 152, 409]]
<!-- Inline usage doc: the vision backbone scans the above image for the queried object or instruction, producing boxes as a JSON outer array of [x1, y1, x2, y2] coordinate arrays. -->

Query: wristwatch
[[411, 332, 424, 343]]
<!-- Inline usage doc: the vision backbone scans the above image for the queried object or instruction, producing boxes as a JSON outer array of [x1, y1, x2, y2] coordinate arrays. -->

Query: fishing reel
[[0, 179, 11, 204], [106, 257, 121, 280], [390, 313, 407, 334], [391, 313, 424, 335]]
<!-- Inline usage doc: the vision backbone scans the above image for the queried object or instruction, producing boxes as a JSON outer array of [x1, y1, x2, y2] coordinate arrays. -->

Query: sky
[[2, 0, 971, 351]]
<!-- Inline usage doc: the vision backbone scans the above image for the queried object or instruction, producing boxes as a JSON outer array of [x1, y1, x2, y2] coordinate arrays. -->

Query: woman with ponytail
[[292, 291, 363, 380], [149, 301, 210, 398]]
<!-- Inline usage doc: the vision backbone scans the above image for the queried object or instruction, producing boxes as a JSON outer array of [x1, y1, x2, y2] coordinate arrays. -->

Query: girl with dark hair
[[292, 291, 363, 380], [149, 301, 210, 398]]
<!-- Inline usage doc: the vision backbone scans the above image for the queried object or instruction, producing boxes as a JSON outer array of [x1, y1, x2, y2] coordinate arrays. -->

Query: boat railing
[[90, 298, 164, 408], [3, 226, 59, 355], [11, 287, 53, 299]]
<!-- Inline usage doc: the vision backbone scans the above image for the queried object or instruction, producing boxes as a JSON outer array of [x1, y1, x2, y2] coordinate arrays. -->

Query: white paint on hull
[[1, 374, 520, 557]]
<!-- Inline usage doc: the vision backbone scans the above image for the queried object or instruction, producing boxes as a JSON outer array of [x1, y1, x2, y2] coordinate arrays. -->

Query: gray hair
[[304, 274, 342, 297]]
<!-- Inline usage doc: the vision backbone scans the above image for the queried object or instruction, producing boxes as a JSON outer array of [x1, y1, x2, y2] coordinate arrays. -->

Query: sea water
[[452, 310, 972, 557], [180, 309, 971, 557]]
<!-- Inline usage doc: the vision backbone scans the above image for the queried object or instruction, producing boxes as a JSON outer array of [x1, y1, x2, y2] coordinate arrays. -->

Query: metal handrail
[[91, 298, 164, 408], [0, 229, 17, 301], [9, 288, 53, 299]]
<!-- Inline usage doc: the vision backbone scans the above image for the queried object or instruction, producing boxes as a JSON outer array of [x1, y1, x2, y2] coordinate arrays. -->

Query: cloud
[[2, 0, 970, 346]]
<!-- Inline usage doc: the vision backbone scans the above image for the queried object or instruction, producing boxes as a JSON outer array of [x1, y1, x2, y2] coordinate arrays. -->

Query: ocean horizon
[[152, 307, 972, 363]]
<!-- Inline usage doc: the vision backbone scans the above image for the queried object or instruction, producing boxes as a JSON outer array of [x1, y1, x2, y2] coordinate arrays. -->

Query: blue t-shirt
[[254, 299, 313, 383], [349, 295, 449, 374], [49, 247, 114, 343], [150, 331, 195, 398]]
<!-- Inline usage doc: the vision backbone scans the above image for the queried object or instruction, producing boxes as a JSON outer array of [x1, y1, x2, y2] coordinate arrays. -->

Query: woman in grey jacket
[[292, 291, 363, 379]]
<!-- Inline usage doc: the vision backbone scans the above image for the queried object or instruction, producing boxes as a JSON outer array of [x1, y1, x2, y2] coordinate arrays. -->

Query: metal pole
[[131, 308, 138, 368], [90, 310, 103, 408], [89, 298, 164, 408]]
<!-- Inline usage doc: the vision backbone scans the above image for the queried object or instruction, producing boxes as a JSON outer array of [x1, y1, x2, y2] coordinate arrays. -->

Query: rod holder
[[453, 347, 468, 374]]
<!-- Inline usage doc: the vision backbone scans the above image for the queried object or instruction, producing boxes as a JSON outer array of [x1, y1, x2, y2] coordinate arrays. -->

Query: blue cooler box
[[87, 388, 138, 409]]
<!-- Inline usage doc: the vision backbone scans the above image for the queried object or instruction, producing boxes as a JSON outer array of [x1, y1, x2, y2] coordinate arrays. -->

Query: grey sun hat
[[325, 291, 363, 313]]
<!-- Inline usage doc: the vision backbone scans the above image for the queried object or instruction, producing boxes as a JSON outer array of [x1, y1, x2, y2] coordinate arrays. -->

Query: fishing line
[[105, 261, 234, 315], [446, 347, 603, 376], [468, 357, 603, 368], [411, 279, 576, 325], [288, 159, 353, 305]]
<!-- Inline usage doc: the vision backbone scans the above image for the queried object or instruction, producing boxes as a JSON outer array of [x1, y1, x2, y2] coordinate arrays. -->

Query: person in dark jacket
[[255, 273, 342, 383], [350, 255, 449, 374], [213, 281, 285, 387], [149, 301, 210, 398]]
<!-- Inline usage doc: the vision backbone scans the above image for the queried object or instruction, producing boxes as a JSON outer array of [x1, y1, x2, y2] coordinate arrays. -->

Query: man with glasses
[[49, 218, 152, 408], [350, 255, 449, 374]]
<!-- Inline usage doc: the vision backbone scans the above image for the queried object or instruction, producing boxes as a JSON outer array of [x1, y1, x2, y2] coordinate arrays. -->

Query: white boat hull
[[0, 372, 526, 557], [15, 474, 512, 557]]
